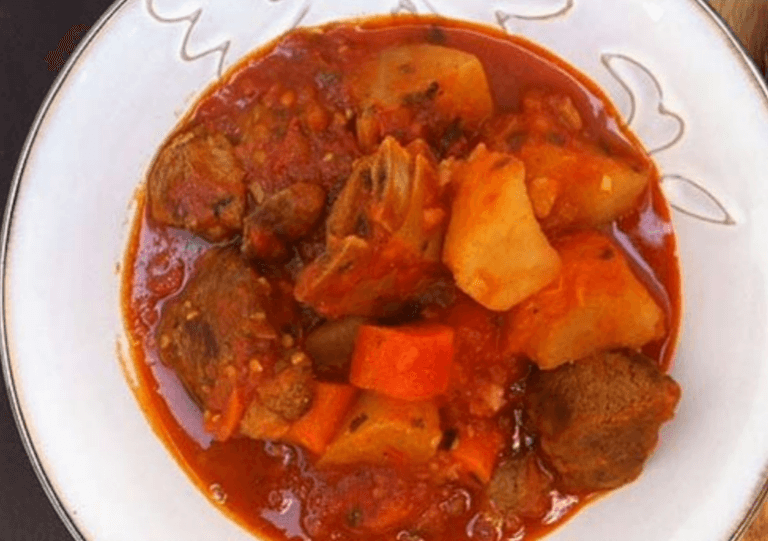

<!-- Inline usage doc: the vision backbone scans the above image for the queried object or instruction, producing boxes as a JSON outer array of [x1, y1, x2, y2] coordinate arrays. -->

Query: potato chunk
[[355, 43, 492, 124], [350, 44, 493, 149], [442, 145, 561, 311], [519, 142, 652, 233], [318, 392, 442, 466], [505, 231, 665, 369]]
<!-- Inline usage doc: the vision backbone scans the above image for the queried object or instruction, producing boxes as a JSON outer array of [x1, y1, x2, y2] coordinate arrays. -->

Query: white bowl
[[4, 1, 768, 540]]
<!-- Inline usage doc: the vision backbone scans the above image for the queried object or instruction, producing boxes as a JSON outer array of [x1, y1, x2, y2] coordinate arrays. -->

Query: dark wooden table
[[0, 4, 113, 540], [708, 1, 768, 537], [0, 1, 765, 540]]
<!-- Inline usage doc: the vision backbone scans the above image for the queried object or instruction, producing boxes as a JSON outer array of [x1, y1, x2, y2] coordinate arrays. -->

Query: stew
[[123, 15, 681, 541]]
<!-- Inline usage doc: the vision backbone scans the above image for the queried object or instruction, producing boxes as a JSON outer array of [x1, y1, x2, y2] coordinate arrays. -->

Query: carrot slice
[[205, 387, 245, 442], [452, 424, 505, 483], [285, 383, 358, 455], [349, 323, 455, 400]]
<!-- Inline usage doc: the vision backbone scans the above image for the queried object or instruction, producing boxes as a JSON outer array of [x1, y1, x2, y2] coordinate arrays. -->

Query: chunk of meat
[[256, 361, 314, 421], [487, 453, 552, 519], [148, 127, 246, 241], [240, 359, 316, 440], [156, 248, 276, 406], [155, 247, 314, 440], [349, 44, 493, 150], [504, 231, 666, 369], [442, 144, 561, 311], [525, 350, 681, 492], [295, 137, 448, 318], [238, 400, 292, 441], [319, 392, 442, 467], [242, 182, 326, 260], [304, 317, 370, 382]]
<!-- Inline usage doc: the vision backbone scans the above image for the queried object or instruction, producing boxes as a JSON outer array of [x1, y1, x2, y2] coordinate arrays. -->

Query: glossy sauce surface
[[123, 16, 680, 541]]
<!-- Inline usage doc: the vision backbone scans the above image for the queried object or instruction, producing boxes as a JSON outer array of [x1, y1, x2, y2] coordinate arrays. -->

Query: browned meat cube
[[156, 248, 274, 406], [525, 351, 680, 492], [148, 127, 246, 242], [240, 359, 315, 441], [238, 401, 292, 441], [304, 317, 370, 382], [256, 361, 314, 422], [487, 452, 552, 520], [242, 182, 326, 261], [156, 247, 314, 440]]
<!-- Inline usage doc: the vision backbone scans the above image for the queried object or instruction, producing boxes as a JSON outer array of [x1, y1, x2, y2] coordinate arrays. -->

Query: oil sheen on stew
[[123, 16, 682, 541]]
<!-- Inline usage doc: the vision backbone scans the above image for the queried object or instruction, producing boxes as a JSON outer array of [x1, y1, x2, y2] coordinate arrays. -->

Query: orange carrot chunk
[[205, 387, 245, 442], [285, 383, 359, 455], [349, 323, 455, 400], [451, 425, 505, 483]]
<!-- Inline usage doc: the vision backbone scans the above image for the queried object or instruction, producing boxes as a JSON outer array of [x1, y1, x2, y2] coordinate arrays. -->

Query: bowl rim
[[2, 1, 767, 540]]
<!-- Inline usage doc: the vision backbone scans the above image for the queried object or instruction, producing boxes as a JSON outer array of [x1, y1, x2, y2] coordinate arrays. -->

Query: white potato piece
[[519, 142, 652, 232], [318, 392, 442, 467], [504, 231, 666, 370], [350, 44, 493, 148], [442, 145, 561, 311]]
